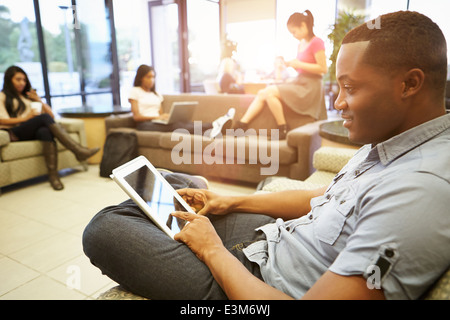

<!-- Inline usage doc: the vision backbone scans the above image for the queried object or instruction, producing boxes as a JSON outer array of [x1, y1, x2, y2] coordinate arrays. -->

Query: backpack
[[100, 131, 138, 177]]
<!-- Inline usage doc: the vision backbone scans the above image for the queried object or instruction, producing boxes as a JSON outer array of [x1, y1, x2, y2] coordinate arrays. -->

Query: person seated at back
[[129, 64, 234, 139], [0, 66, 99, 190], [234, 10, 328, 139], [217, 57, 244, 94], [83, 11, 450, 300]]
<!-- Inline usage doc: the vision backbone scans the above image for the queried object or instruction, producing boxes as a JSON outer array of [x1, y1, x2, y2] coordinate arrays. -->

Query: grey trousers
[[82, 172, 275, 299]]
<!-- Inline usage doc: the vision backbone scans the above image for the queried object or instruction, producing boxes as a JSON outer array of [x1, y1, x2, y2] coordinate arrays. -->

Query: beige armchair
[[0, 118, 88, 194]]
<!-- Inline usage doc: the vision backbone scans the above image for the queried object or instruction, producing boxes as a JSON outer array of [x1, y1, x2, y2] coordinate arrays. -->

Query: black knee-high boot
[[48, 124, 99, 161], [42, 141, 64, 190]]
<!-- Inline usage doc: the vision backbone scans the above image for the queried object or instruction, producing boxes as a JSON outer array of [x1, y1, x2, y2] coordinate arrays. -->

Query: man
[[83, 11, 449, 300]]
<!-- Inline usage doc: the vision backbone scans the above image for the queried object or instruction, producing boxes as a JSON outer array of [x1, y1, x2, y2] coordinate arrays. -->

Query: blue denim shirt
[[244, 113, 450, 300]]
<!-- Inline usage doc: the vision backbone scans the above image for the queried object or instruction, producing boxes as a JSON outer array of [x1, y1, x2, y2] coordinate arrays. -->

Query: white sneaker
[[209, 108, 236, 139]]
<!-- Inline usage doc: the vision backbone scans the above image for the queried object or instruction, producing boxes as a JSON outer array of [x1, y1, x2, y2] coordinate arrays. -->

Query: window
[[0, 0, 43, 97], [149, 1, 181, 93], [187, 0, 220, 91], [113, 0, 151, 107], [225, 0, 277, 80], [0, 0, 119, 113]]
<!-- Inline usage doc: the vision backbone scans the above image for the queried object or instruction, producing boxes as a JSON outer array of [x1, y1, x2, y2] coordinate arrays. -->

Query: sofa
[[0, 118, 88, 194], [104, 93, 328, 185]]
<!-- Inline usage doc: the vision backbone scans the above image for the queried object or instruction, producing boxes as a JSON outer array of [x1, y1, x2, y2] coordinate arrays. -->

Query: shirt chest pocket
[[313, 190, 355, 246]]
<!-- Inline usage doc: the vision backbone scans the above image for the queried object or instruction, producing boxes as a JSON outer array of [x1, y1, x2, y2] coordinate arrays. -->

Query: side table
[[319, 120, 363, 150], [59, 106, 131, 164]]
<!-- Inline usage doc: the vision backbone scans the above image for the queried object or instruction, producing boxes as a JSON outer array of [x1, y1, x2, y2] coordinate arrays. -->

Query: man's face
[[335, 42, 408, 145]]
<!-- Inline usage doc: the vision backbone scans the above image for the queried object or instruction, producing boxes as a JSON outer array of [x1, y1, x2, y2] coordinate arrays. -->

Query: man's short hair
[[342, 11, 447, 96]]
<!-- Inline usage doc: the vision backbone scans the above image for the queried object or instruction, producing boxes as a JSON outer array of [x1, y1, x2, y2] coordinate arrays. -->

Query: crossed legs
[[82, 172, 275, 300], [240, 85, 286, 126]]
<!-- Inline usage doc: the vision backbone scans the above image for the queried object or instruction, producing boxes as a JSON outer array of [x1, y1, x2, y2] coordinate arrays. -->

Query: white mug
[[31, 101, 42, 113]]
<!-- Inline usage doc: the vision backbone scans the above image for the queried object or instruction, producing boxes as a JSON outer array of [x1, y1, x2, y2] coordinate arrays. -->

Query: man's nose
[[334, 93, 347, 111]]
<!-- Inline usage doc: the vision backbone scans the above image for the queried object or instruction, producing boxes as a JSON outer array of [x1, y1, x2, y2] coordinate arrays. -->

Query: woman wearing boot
[[0, 66, 99, 190], [234, 10, 327, 139]]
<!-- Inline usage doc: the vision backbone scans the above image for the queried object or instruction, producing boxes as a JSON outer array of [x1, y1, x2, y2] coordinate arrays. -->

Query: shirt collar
[[375, 113, 450, 166]]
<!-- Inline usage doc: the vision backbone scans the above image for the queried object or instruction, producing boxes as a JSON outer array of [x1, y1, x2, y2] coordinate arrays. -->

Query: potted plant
[[326, 10, 365, 108]]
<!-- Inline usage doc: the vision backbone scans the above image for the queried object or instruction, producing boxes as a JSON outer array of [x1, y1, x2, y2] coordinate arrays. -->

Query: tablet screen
[[123, 165, 188, 234]]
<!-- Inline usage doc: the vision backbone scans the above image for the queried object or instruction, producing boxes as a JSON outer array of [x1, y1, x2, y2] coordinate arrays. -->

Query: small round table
[[59, 106, 131, 164], [319, 120, 363, 149]]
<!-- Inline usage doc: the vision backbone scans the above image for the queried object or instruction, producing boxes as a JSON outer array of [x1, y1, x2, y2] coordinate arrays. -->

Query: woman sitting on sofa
[[129, 64, 234, 139], [234, 10, 327, 139], [0, 65, 99, 190]]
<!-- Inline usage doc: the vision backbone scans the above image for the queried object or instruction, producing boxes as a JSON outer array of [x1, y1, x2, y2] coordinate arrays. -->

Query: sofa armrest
[[57, 118, 88, 147], [0, 129, 10, 147], [105, 113, 135, 134], [286, 120, 326, 179]]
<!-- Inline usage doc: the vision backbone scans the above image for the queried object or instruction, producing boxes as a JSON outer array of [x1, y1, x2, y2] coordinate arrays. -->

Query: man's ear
[[401, 68, 425, 98]]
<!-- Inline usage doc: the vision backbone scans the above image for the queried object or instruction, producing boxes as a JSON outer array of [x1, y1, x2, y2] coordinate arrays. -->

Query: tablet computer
[[110, 156, 195, 239]]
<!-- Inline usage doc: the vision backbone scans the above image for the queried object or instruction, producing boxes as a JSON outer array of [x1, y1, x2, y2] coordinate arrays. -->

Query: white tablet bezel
[[110, 155, 195, 239]]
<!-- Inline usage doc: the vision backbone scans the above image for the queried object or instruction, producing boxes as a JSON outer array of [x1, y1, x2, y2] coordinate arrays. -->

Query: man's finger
[[171, 211, 198, 222], [176, 188, 191, 196]]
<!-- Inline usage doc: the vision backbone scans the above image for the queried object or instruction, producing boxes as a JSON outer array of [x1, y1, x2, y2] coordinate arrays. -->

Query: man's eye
[[344, 85, 354, 93]]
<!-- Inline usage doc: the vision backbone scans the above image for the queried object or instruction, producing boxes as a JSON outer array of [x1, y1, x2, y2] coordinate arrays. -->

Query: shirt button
[[355, 170, 360, 176], [385, 249, 395, 258], [286, 227, 290, 232], [309, 215, 313, 220]]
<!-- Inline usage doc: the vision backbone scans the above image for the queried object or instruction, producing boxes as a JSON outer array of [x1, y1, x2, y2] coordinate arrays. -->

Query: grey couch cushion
[[1, 133, 80, 161]]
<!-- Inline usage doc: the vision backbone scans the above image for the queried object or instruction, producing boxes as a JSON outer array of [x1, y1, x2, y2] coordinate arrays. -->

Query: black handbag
[[99, 131, 138, 177]]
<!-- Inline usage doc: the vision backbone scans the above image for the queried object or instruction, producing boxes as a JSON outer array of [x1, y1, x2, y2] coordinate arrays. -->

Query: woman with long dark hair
[[0, 66, 99, 190], [129, 64, 235, 138], [234, 10, 328, 139], [129, 65, 167, 126]]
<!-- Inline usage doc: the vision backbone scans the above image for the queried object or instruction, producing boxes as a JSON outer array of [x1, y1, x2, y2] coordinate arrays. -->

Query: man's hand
[[172, 211, 224, 262], [177, 188, 233, 216]]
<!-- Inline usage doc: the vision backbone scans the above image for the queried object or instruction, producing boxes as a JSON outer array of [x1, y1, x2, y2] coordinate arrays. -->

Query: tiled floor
[[0, 165, 255, 300]]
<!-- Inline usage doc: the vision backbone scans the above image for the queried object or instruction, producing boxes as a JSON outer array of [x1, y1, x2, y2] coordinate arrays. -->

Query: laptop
[[151, 101, 198, 125], [110, 156, 195, 239]]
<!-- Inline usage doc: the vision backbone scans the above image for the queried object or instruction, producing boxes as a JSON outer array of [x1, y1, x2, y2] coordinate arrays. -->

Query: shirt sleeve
[[329, 172, 450, 300], [309, 37, 325, 55], [156, 92, 164, 103], [0, 93, 8, 119], [128, 87, 140, 101]]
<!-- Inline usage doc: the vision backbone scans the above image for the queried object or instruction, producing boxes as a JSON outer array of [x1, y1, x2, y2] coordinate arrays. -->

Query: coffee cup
[[31, 102, 42, 113]]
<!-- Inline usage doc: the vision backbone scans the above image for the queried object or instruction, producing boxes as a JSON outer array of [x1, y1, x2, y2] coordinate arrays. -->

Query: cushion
[[1, 133, 80, 161], [260, 176, 324, 192], [423, 267, 450, 300], [313, 146, 357, 173], [96, 286, 148, 300], [0, 130, 10, 147]]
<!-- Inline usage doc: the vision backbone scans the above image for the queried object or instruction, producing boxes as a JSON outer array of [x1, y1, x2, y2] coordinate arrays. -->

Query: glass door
[[148, 0, 183, 93], [148, 0, 220, 93], [39, 0, 119, 110], [186, 0, 220, 92]]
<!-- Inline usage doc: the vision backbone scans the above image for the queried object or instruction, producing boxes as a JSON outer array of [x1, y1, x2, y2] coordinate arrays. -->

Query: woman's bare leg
[[264, 85, 286, 125], [240, 89, 267, 123]]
